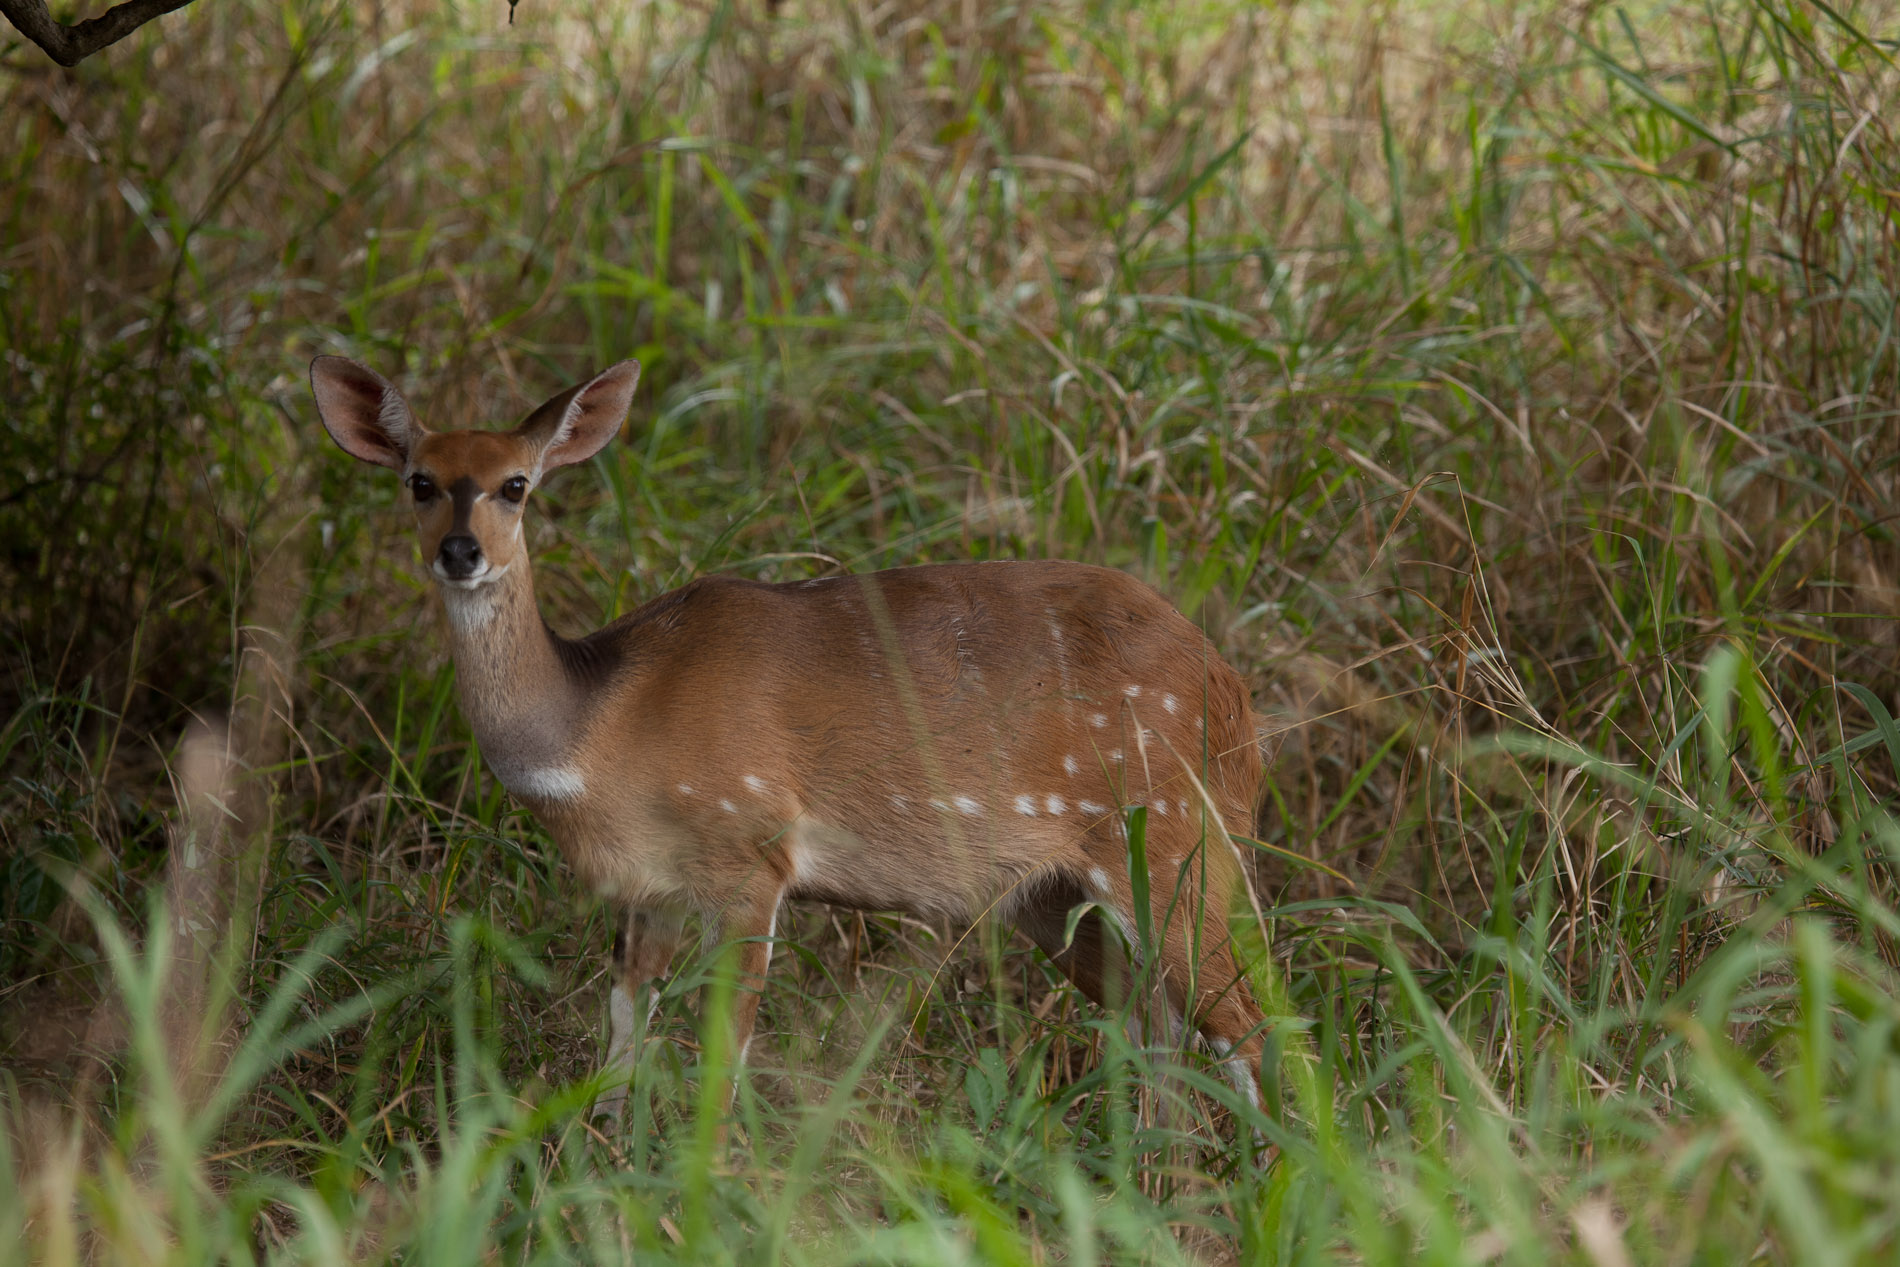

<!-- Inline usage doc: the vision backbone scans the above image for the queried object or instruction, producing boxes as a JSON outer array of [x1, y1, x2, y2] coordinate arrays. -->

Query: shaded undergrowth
[[4, 0, 1900, 1260]]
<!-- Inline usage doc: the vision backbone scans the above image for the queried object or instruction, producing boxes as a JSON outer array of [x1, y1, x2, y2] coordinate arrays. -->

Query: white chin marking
[[438, 564, 511, 633], [510, 766, 587, 801], [442, 590, 499, 633], [436, 560, 509, 590]]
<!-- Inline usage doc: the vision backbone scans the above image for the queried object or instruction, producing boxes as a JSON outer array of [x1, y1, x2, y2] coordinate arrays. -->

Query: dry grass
[[4, 0, 1900, 1261]]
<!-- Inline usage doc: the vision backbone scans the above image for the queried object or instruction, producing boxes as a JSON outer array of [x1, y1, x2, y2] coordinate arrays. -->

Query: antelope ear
[[515, 360, 641, 472], [309, 357, 424, 471]]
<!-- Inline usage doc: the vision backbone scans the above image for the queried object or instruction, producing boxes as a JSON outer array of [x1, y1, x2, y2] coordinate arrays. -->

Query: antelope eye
[[408, 475, 436, 503], [500, 476, 528, 503]]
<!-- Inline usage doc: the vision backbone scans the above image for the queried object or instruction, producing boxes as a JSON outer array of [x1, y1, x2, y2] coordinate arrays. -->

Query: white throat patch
[[505, 765, 587, 801], [441, 581, 505, 634]]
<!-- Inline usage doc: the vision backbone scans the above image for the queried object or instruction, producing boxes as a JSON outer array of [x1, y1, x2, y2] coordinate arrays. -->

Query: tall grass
[[4, 0, 1900, 1260]]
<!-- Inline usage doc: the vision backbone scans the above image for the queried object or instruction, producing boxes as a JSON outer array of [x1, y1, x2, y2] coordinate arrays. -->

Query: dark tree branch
[[0, 0, 195, 66]]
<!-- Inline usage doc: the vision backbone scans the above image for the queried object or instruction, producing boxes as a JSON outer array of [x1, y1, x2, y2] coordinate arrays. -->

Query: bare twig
[[0, 0, 194, 67]]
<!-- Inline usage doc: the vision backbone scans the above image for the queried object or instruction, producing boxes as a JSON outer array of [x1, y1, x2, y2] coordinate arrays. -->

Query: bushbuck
[[309, 355, 1271, 1124]]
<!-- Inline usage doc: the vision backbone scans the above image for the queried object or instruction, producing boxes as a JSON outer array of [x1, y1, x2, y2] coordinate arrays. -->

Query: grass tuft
[[5, 0, 1900, 1260]]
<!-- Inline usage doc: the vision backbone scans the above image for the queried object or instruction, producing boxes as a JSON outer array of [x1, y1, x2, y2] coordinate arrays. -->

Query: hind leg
[[1143, 845, 1276, 1145], [1016, 868, 1267, 1151], [1010, 873, 1136, 1012], [1143, 854, 1270, 1111], [1178, 942, 1268, 1111], [1011, 857, 1271, 1114], [1012, 867, 1206, 1061], [1104, 819, 1270, 1116]]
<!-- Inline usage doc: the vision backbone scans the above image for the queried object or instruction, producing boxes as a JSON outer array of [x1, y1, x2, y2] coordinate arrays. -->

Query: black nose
[[438, 534, 483, 578]]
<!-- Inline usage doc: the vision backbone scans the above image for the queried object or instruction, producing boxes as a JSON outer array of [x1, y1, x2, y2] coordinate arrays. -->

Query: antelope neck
[[436, 554, 595, 798]]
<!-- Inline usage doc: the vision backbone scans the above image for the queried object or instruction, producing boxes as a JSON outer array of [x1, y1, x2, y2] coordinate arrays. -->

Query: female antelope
[[310, 356, 1271, 1120]]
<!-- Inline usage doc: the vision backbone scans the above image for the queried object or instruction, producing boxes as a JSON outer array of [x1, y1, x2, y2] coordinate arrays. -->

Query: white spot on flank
[[743, 775, 768, 793], [1014, 795, 1038, 817], [678, 784, 695, 796], [929, 798, 951, 813], [954, 796, 982, 816], [1124, 684, 1142, 697], [1109, 749, 1123, 762], [1063, 754, 1080, 776], [720, 799, 738, 814], [1090, 713, 1108, 728], [1153, 799, 1169, 816], [513, 767, 586, 801], [1079, 800, 1110, 817], [1163, 693, 1179, 714], [890, 795, 910, 812], [1089, 867, 1112, 892], [1044, 795, 1067, 815], [1179, 800, 1190, 816]]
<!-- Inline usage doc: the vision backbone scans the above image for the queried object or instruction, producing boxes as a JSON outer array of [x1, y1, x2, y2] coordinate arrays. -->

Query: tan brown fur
[[310, 354, 1272, 1124]]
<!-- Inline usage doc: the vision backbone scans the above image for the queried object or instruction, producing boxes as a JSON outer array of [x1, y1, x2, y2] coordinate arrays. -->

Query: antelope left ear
[[516, 360, 641, 472], [310, 356, 425, 470]]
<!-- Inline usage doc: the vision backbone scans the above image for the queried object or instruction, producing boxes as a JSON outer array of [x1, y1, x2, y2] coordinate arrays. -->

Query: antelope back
[[539, 561, 1260, 920]]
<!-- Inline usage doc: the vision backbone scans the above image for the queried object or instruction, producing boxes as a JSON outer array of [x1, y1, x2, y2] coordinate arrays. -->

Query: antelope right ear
[[515, 360, 642, 473], [309, 356, 424, 471]]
